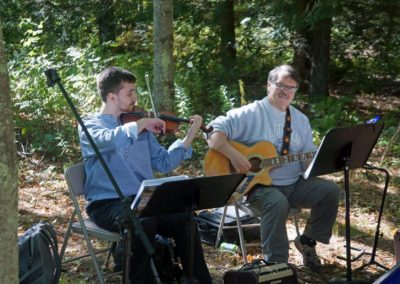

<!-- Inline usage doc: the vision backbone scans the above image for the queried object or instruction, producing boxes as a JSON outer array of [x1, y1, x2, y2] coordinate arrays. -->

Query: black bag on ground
[[112, 234, 183, 283], [224, 259, 298, 284], [18, 222, 61, 284], [196, 205, 260, 246], [153, 234, 183, 284]]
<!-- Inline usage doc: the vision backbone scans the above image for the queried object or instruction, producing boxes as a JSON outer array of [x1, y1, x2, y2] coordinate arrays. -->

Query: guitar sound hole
[[249, 157, 262, 172]]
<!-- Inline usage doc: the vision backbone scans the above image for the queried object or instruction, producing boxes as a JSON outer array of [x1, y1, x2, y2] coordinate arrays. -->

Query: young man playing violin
[[205, 64, 340, 269], [79, 66, 212, 283]]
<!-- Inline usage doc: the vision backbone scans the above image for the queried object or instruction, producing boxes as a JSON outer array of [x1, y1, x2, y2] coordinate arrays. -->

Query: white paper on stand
[[131, 175, 189, 211]]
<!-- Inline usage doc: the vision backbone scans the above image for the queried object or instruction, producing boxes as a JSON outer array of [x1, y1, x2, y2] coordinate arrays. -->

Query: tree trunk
[[291, 0, 311, 89], [309, 17, 332, 98], [97, 0, 116, 43], [291, 0, 332, 97], [153, 0, 174, 111], [0, 16, 19, 284], [219, 0, 236, 71], [292, 38, 310, 81]]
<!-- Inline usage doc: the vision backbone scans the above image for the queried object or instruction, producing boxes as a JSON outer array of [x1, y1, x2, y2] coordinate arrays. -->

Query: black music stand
[[304, 123, 384, 282], [136, 173, 246, 283]]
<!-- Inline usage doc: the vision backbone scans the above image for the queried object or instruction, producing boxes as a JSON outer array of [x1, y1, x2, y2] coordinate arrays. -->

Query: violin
[[120, 109, 213, 134], [122, 73, 213, 134]]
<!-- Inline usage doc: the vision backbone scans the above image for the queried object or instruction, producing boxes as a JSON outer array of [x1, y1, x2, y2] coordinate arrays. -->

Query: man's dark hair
[[268, 64, 300, 85], [96, 67, 136, 102]]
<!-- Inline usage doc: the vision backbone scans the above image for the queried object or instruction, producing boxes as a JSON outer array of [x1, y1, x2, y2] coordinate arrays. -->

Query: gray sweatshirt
[[207, 97, 316, 186]]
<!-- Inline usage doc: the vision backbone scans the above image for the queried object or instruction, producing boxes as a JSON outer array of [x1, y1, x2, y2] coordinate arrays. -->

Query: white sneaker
[[294, 236, 322, 269]]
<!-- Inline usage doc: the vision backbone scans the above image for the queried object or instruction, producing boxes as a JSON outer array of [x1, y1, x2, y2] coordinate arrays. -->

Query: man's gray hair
[[268, 65, 300, 85]]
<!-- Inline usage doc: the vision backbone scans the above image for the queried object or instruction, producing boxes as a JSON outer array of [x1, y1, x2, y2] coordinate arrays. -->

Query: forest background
[[0, 0, 399, 283]]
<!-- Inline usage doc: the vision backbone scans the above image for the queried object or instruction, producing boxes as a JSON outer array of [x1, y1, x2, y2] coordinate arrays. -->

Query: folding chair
[[59, 163, 121, 284], [216, 199, 301, 264]]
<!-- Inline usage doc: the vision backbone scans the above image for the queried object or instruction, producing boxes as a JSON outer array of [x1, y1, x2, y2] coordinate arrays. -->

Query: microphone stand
[[353, 164, 390, 272], [44, 69, 161, 284]]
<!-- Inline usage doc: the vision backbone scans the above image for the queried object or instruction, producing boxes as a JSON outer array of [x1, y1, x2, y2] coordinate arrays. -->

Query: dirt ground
[[17, 92, 399, 283], [18, 154, 399, 283]]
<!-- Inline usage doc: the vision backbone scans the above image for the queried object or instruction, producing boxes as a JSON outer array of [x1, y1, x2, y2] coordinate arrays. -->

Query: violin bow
[[144, 74, 159, 119], [144, 73, 165, 134]]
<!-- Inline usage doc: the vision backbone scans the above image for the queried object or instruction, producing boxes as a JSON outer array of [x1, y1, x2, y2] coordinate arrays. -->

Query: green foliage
[[8, 15, 102, 161], [379, 123, 400, 158], [4, 0, 159, 162], [10, 50, 96, 161], [330, 1, 400, 92], [2, 0, 399, 163], [295, 96, 362, 145]]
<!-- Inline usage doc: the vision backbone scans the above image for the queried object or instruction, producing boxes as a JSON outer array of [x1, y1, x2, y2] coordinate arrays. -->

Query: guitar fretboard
[[261, 151, 316, 168]]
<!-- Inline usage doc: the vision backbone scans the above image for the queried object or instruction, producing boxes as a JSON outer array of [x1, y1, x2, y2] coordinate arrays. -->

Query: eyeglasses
[[272, 82, 298, 93]]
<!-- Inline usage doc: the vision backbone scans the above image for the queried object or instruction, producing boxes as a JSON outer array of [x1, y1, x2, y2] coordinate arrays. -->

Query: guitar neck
[[261, 151, 316, 168]]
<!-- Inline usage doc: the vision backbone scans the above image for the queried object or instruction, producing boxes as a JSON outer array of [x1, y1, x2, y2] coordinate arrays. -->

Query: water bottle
[[219, 242, 240, 254], [394, 229, 400, 263]]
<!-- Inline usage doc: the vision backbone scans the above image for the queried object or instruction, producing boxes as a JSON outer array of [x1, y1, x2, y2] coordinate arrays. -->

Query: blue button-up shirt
[[78, 114, 192, 206]]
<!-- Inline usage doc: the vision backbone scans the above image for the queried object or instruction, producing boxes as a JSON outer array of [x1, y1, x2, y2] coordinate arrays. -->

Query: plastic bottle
[[394, 229, 400, 263], [219, 242, 240, 254]]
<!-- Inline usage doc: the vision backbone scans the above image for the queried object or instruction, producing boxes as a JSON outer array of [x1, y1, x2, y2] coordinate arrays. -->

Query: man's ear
[[266, 81, 272, 92], [106, 92, 116, 103]]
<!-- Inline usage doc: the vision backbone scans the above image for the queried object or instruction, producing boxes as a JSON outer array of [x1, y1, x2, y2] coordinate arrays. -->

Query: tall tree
[[268, 0, 336, 98], [153, 0, 174, 111], [309, 16, 332, 98], [0, 15, 18, 284], [218, 0, 236, 71], [97, 0, 116, 43], [292, 0, 311, 87]]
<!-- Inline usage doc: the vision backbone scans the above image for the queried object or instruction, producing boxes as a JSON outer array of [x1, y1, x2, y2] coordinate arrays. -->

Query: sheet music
[[131, 175, 189, 211]]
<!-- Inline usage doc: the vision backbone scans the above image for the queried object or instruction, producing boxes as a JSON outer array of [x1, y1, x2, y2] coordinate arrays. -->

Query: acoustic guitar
[[203, 141, 316, 195]]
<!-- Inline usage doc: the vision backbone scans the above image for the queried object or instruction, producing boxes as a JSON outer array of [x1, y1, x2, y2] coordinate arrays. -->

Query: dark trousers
[[87, 198, 212, 284]]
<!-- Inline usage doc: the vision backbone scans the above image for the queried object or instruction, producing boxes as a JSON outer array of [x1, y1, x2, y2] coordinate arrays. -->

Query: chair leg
[[103, 242, 116, 270], [61, 215, 106, 283], [80, 227, 106, 284], [234, 203, 248, 264], [72, 212, 106, 284], [215, 205, 228, 249], [60, 213, 75, 261], [292, 209, 301, 237]]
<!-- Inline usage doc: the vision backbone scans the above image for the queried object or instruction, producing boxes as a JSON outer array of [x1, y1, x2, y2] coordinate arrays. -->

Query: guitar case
[[196, 205, 260, 246]]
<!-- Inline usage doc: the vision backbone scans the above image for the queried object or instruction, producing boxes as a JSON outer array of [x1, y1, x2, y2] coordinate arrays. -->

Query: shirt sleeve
[[146, 133, 193, 173], [122, 121, 138, 138], [79, 116, 128, 158], [206, 106, 252, 141]]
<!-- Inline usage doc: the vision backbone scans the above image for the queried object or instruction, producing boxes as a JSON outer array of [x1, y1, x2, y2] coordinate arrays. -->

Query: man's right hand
[[207, 131, 251, 174], [137, 118, 166, 134], [229, 150, 252, 174]]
